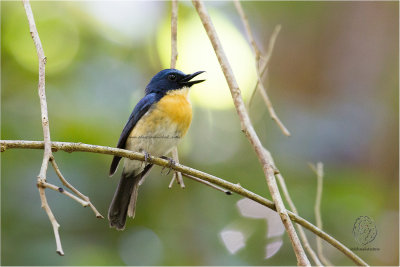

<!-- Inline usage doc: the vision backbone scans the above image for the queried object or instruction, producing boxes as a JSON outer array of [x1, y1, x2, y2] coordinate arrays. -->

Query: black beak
[[180, 71, 206, 87]]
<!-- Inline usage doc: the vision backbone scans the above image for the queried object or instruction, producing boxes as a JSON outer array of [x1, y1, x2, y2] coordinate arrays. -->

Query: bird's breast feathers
[[125, 87, 192, 156]]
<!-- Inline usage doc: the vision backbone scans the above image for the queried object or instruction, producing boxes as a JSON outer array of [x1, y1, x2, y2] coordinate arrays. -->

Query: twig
[[170, 0, 178, 68], [22, 0, 64, 256], [264, 150, 322, 266], [182, 173, 231, 195], [50, 159, 103, 218], [192, 1, 307, 265], [310, 162, 334, 266], [169, 147, 185, 188], [40, 181, 89, 207], [234, 1, 290, 137], [168, 0, 185, 189], [22, 0, 102, 256], [1, 139, 368, 266]]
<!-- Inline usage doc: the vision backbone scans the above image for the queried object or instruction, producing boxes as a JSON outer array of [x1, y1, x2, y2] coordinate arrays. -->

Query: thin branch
[[170, 0, 178, 69], [50, 159, 103, 218], [247, 25, 281, 109], [192, 1, 308, 265], [41, 181, 90, 207], [169, 147, 185, 188], [310, 162, 334, 266], [168, 0, 185, 189], [234, 1, 290, 136], [1, 139, 368, 266], [22, 0, 64, 256], [182, 173, 232, 195], [22, 0, 102, 255], [37, 186, 63, 255], [264, 150, 322, 266]]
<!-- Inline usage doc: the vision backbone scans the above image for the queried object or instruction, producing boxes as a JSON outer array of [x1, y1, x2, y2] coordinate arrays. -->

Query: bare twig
[[50, 159, 103, 218], [192, 1, 307, 265], [182, 173, 231, 195], [170, 0, 178, 68], [22, 0, 102, 255], [168, 0, 185, 189], [22, 0, 64, 256], [1, 139, 368, 266], [310, 162, 334, 266], [264, 150, 322, 266], [234, 1, 290, 136]]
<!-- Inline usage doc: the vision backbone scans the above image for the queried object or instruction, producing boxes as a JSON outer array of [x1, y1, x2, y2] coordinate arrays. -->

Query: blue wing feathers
[[109, 93, 161, 176]]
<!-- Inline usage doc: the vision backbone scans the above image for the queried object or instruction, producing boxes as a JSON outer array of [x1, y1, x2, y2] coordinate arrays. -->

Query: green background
[[1, 1, 398, 265]]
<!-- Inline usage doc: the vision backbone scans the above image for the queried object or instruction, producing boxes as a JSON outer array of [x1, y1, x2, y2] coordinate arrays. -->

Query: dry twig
[[22, 0, 102, 256], [1, 139, 368, 266], [192, 0, 308, 265], [310, 162, 334, 266], [234, 0, 290, 136], [168, 0, 185, 189], [264, 150, 322, 266]]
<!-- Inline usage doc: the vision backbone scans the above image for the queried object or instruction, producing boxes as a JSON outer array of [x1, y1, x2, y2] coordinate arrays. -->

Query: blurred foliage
[[1, 1, 398, 266]]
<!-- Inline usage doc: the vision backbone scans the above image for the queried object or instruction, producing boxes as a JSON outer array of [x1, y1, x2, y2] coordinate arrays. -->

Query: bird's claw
[[140, 149, 151, 167], [160, 156, 175, 176]]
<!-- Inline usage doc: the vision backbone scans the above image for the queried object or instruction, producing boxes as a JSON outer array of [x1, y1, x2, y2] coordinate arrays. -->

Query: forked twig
[[22, 0, 102, 256], [234, 0, 290, 136]]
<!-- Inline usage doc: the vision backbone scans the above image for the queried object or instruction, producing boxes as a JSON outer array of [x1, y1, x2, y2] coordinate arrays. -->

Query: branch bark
[[192, 1, 308, 265], [1, 139, 368, 266]]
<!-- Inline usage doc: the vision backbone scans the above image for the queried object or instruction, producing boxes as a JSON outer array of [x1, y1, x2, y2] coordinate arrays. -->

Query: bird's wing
[[109, 93, 161, 176]]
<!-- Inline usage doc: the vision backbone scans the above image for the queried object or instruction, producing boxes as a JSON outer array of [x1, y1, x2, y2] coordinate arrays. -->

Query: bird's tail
[[108, 164, 153, 230]]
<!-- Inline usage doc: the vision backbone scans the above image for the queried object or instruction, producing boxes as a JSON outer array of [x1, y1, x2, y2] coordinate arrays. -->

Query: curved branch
[[1, 139, 368, 266]]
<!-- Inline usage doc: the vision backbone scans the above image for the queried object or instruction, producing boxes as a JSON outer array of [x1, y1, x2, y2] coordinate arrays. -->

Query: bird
[[108, 69, 205, 230]]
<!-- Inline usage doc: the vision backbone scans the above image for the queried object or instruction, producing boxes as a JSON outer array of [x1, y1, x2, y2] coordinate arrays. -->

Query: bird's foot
[[139, 149, 151, 167], [160, 156, 176, 176]]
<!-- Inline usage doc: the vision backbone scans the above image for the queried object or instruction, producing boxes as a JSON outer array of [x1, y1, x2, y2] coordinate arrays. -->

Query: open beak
[[180, 71, 206, 87]]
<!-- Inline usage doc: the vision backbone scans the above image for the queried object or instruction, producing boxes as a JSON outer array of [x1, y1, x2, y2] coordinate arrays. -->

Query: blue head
[[145, 69, 205, 95]]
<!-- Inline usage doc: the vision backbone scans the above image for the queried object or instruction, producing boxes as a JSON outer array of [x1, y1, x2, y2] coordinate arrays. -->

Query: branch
[[191, 1, 308, 265], [234, 0, 290, 136], [168, 0, 185, 189], [22, 0, 102, 256], [310, 162, 334, 266], [22, 0, 63, 255], [264, 150, 322, 266], [1, 139, 368, 266]]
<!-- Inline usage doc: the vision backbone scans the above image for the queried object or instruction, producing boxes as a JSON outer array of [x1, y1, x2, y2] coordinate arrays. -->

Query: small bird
[[108, 69, 205, 230]]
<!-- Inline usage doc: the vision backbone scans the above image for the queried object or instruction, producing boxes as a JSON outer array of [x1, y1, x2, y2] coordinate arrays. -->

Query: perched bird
[[108, 69, 205, 230]]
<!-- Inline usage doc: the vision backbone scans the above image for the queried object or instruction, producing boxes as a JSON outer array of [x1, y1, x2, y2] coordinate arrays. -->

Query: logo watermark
[[350, 216, 380, 251]]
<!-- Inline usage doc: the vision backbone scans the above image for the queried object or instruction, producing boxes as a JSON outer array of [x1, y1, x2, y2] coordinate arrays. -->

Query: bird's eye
[[167, 74, 177, 81]]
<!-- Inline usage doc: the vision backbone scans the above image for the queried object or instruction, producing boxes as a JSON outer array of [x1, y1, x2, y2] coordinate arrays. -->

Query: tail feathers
[[108, 164, 154, 230], [108, 171, 139, 230]]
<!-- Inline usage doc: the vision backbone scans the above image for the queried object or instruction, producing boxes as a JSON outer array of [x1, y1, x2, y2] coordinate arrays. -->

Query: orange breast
[[155, 89, 193, 136]]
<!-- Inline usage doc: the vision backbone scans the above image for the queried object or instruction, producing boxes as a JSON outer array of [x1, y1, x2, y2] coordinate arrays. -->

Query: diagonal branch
[[234, 0, 290, 136], [192, 0, 307, 264], [265, 150, 322, 266], [1, 139, 368, 266]]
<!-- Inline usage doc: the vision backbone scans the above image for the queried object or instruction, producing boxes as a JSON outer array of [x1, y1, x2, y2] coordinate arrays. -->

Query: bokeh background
[[1, 1, 398, 265]]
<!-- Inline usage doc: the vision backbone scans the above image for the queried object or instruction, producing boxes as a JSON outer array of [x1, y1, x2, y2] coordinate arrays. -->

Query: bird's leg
[[139, 149, 151, 167], [160, 156, 176, 176]]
